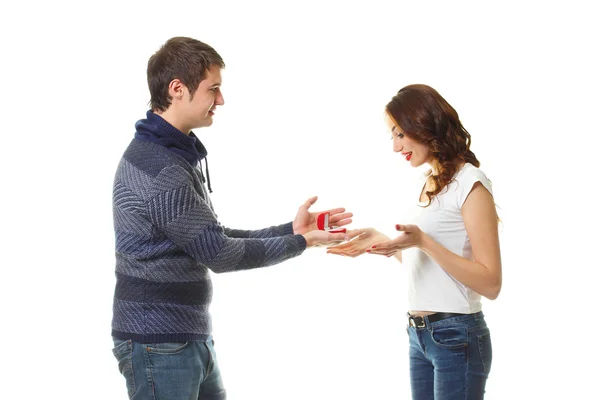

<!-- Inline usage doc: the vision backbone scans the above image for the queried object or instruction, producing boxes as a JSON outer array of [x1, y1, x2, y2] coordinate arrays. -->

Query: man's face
[[182, 64, 224, 131]]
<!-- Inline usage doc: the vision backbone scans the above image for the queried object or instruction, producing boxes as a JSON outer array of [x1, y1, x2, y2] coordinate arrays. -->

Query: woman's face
[[384, 112, 432, 168]]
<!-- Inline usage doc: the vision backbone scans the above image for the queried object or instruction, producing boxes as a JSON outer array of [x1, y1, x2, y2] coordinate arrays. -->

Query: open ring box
[[316, 212, 346, 233]]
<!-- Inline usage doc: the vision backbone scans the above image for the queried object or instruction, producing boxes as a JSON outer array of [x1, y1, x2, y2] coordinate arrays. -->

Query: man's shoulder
[[121, 139, 192, 178]]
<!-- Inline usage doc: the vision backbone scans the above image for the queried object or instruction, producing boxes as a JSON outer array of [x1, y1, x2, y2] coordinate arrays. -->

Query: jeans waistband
[[406, 311, 482, 329]]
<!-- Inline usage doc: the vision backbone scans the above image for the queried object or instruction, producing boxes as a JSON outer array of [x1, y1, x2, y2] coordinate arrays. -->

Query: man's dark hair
[[147, 37, 225, 112]]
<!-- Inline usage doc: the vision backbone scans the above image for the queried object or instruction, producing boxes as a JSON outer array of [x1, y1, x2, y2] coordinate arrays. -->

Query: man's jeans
[[112, 338, 227, 400], [407, 312, 492, 400]]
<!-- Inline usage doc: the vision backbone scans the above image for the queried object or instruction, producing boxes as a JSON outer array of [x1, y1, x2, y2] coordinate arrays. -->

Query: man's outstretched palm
[[292, 196, 353, 235]]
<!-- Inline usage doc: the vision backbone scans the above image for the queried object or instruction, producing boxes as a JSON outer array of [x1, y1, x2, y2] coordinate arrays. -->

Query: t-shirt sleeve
[[456, 167, 493, 210]]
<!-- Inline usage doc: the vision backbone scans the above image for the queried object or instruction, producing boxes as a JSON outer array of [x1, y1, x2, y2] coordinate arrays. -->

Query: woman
[[328, 84, 501, 399]]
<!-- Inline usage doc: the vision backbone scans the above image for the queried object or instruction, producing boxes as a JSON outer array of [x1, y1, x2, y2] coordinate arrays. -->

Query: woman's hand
[[366, 224, 423, 257], [326, 228, 390, 257]]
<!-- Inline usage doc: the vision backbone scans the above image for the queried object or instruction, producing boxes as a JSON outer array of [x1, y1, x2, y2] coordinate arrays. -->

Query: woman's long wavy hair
[[385, 84, 480, 206]]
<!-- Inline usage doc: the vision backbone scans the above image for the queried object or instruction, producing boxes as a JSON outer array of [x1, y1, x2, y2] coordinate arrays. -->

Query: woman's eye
[[398, 133, 404, 139]]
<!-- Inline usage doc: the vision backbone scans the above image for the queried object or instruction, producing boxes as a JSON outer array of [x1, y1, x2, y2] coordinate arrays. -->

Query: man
[[111, 36, 353, 400]]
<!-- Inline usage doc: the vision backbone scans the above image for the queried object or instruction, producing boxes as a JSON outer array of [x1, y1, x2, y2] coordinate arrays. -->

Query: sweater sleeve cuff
[[290, 233, 307, 252], [282, 221, 295, 236]]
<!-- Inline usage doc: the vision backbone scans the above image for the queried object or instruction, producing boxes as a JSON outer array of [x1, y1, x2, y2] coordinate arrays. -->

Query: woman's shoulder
[[453, 163, 493, 199], [456, 163, 489, 182]]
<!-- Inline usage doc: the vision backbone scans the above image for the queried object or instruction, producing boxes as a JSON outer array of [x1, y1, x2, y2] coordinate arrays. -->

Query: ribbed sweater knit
[[111, 111, 307, 343]]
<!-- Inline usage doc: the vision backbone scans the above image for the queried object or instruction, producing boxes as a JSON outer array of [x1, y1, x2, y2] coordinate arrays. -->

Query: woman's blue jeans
[[112, 338, 227, 400], [407, 311, 492, 399]]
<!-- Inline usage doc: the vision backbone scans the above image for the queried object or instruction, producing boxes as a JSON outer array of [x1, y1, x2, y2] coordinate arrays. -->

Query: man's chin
[[196, 118, 214, 129]]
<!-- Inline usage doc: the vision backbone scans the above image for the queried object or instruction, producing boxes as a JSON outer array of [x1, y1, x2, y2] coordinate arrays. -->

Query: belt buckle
[[408, 315, 426, 329]]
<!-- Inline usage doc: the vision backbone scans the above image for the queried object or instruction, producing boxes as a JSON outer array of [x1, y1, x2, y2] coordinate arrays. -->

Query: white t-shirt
[[402, 163, 493, 314]]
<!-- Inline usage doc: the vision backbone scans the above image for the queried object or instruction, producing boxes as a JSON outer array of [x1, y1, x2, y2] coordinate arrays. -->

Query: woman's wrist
[[417, 231, 431, 251]]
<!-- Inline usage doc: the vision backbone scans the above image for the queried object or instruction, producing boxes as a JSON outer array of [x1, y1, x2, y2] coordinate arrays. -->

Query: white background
[[1, 1, 598, 399]]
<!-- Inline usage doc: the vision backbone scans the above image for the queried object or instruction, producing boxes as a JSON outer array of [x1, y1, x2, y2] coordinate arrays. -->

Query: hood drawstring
[[204, 157, 213, 193], [199, 158, 213, 193]]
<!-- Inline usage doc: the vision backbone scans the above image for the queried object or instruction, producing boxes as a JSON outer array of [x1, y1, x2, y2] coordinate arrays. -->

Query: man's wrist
[[301, 233, 311, 247], [293, 223, 312, 236]]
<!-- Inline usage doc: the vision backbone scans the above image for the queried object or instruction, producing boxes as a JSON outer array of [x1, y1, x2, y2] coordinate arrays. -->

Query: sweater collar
[[134, 111, 213, 192], [134, 110, 207, 165]]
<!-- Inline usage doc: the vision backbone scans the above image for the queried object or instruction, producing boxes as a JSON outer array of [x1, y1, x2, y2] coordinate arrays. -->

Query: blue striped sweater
[[111, 112, 307, 343]]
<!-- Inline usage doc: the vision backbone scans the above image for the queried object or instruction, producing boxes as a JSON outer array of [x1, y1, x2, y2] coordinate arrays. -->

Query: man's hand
[[293, 196, 353, 235], [326, 228, 390, 257], [302, 230, 352, 248]]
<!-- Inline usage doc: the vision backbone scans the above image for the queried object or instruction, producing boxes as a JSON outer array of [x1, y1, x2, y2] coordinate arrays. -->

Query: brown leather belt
[[407, 312, 465, 328]]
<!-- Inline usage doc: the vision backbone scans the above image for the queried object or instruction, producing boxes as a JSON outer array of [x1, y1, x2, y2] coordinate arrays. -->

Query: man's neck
[[154, 110, 191, 135]]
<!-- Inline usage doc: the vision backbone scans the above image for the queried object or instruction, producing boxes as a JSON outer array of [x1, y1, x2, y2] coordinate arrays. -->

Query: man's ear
[[168, 79, 186, 100]]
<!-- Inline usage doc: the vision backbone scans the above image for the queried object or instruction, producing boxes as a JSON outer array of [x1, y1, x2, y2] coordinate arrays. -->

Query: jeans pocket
[[145, 341, 189, 354], [430, 325, 468, 350], [112, 339, 136, 398], [477, 331, 493, 375]]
